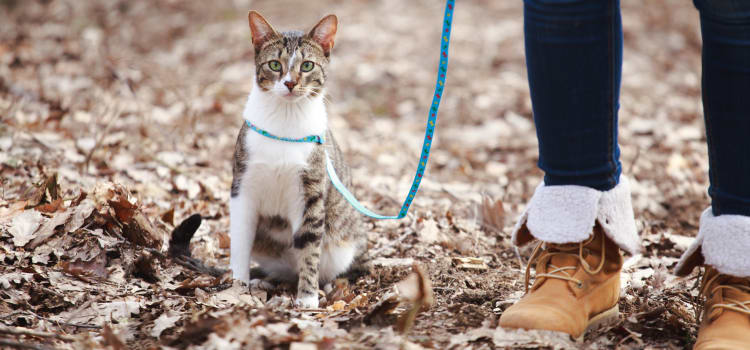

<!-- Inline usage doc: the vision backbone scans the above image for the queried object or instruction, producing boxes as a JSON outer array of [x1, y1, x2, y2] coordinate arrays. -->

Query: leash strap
[[245, 0, 454, 219]]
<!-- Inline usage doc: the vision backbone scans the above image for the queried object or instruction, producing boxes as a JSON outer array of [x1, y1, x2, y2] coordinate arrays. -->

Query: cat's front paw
[[294, 294, 319, 309]]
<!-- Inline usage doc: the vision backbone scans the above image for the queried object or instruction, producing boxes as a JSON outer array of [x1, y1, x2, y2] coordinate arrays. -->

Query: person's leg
[[499, 0, 640, 340], [525, 0, 622, 190], [675, 1, 750, 348], [696, 1, 750, 217]]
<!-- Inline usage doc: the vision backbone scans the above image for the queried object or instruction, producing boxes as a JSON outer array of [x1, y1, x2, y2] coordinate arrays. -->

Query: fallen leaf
[[133, 252, 159, 283], [102, 324, 127, 350], [395, 264, 434, 334], [151, 311, 181, 338], [61, 250, 108, 279], [161, 207, 175, 226], [35, 197, 63, 213], [481, 194, 505, 232], [289, 343, 317, 350], [8, 209, 43, 246], [24, 173, 61, 208], [451, 257, 489, 271], [64, 199, 95, 233], [0, 200, 28, 222], [121, 210, 165, 249], [418, 219, 440, 243], [28, 207, 74, 248], [108, 196, 138, 223], [370, 257, 415, 268]]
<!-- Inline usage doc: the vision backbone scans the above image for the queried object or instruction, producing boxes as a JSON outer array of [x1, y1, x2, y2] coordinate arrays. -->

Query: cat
[[230, 11, 364, 308]]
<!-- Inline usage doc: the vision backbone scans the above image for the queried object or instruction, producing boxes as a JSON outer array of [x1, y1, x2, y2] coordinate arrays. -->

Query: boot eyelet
[[576, 282, 583, 289]]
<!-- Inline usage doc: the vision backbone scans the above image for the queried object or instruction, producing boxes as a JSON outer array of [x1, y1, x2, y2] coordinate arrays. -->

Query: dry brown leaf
[[8, 209, 43, 247], [418, 219, 441, 243], [0, 200, 28, 222], [395, 264, 434, 334], [481, 194, 505, 232], [133, 252, 159, 283], [28, 207, 74, 248], [151, 311, 181, 338], [326, 278, 355, 306], [121, 211, 165, 249], [329, 300, 346, 312], [108, 196, 138, 223], [63, 200, 95, 233], [35, 197, 63, 213], [23, 173, 61, 209], [451, 257, 489, 271], [61, 250, 108, 280], [102, 324, 127, 350], [161, 207, 175, 226], [217, 231, 230, 250]]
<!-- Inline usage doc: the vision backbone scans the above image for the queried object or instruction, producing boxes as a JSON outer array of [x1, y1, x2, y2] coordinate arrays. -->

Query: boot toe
[[693, 339, 750, 350], [499, 303, 582, 338]]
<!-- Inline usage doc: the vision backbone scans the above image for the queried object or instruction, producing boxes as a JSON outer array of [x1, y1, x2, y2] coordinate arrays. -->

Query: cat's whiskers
[[298, 87, 332, 106]]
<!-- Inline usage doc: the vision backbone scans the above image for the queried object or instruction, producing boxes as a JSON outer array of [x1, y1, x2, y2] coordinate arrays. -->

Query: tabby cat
[[230, 11, 364, 308]]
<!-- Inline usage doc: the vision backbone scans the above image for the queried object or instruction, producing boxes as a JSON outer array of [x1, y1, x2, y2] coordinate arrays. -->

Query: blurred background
[[0, 0, 710, 347]]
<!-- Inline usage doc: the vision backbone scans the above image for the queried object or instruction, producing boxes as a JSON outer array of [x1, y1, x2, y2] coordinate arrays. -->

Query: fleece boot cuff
[[512, 176, 641, 255], [675, 208, 750, 278]]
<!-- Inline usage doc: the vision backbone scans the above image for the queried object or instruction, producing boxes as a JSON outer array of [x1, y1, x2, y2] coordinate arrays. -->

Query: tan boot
[[499, 225, 622, 341], [693, 267, 750, 350]]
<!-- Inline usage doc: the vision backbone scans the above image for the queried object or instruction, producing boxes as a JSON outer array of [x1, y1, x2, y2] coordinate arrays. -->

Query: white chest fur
[[230, 85, 328, 285], [238, 85, 328, 238]]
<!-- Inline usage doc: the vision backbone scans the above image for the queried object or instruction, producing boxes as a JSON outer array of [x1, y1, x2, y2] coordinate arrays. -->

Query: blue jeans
[[524, 0, 750, 216]]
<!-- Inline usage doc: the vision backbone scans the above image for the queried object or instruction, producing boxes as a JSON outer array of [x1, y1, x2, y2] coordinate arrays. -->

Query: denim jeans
[[523, 0, 750, 216]]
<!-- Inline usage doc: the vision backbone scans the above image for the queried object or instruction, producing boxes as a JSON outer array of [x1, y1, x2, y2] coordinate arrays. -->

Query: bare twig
[[2, 311, 101, 330], [0, 325, 76, 342], [82, 100, 122, 174], [514, 246, 524, 269], [0, 339, 56, 350]]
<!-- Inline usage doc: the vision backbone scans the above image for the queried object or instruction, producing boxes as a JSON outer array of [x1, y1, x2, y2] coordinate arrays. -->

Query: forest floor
[[1, 0, 711, 349]]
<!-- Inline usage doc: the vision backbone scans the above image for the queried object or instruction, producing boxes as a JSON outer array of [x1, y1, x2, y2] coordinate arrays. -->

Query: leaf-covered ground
[[1, 0, 710, 349]]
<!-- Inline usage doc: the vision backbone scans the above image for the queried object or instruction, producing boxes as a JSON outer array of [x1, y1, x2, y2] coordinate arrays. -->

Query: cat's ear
[[248, 11, 278, 52], [308, 14, 337, 57]]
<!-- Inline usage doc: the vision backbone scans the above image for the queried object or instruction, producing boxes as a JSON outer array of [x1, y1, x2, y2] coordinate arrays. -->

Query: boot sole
[[575, 304, 620, 342]]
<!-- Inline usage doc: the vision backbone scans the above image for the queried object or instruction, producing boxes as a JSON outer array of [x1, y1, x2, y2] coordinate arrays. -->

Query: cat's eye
[[268, 60, 282, 72], [301, 61, 315, 72]]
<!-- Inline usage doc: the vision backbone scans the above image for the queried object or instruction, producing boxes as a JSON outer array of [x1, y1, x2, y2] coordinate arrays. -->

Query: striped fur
[[230, 12, 364, 309]]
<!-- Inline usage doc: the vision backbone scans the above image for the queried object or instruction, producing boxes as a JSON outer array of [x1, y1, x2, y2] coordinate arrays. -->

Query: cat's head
[[248, 11, 337, 102]]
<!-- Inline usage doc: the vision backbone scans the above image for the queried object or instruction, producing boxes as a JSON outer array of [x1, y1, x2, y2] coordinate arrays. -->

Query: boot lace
[[700, 273, 750, 319], [524, 234, 606, 293]]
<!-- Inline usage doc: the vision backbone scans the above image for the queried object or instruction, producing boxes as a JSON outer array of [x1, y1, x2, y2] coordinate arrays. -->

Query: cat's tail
[[168, 214, 228, 277], [168, 213, 202, 257]]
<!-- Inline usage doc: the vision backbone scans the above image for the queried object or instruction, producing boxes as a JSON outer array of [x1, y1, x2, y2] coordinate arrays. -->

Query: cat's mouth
[[278, 90, 306, 101]]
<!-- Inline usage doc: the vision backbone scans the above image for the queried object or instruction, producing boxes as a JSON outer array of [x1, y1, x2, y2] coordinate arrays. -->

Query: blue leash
[[246, 0, 455, 219]]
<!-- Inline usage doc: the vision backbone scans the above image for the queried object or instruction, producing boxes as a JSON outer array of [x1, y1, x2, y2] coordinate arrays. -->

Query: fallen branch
[[0, 325, 76, 342], [2, 311, 101, 330], [0, 339, 56, 350]]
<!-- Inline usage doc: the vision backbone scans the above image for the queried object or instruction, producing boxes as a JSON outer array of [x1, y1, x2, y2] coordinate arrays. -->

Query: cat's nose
[[284, 80, 297, 92]]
